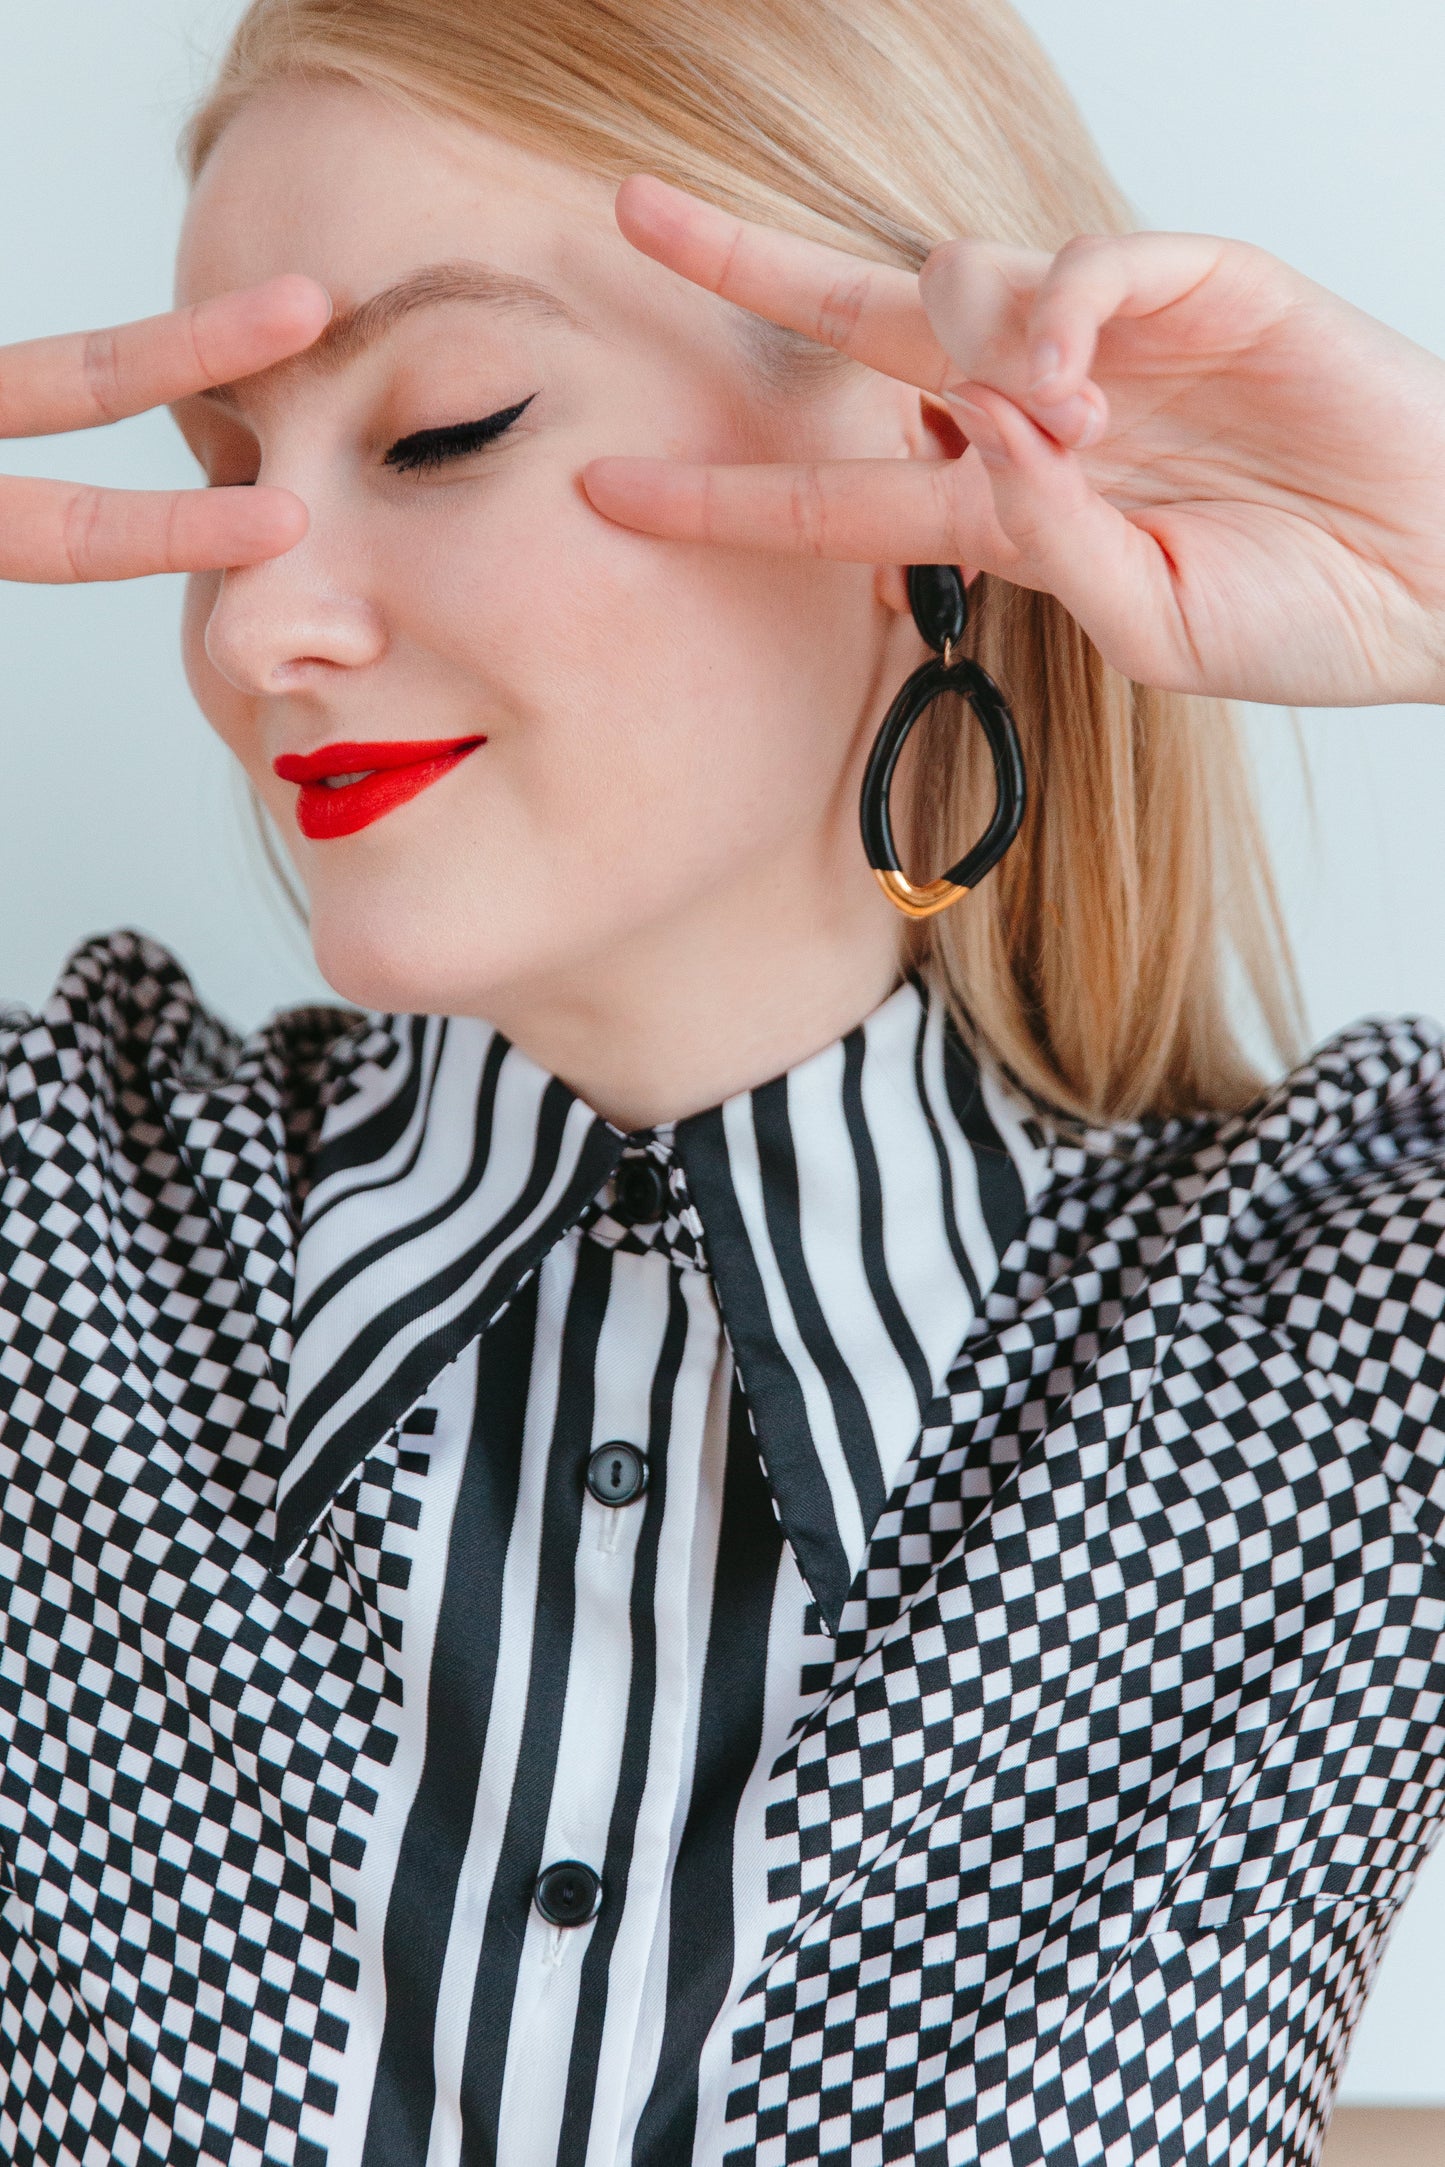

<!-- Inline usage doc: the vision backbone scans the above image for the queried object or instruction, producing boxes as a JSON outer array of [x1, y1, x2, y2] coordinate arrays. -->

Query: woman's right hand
[[0, 277, 331, 583]]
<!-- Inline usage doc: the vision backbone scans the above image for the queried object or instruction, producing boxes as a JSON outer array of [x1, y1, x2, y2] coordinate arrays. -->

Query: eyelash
[[384, 393, 538, 475]]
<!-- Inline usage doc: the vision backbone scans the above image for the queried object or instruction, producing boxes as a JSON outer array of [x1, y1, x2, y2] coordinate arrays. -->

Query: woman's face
[[172, 80, 942, 1028]]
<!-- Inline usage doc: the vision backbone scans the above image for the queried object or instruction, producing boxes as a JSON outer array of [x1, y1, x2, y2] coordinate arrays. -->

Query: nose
[[203, 528, 387, 696]]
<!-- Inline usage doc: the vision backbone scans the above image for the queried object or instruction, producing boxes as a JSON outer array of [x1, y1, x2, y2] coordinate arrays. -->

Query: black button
[[534, 1860, 602, 1928], [586, 1441, 648, 1507], [613, 1156, 668, 1223]]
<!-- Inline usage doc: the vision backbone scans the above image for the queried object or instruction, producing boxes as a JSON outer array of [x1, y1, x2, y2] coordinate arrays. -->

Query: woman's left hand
[[582, 174, 1445, 708]]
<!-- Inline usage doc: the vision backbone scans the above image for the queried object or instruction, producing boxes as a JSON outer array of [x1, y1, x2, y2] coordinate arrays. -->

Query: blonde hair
[[183, 0, 1300, 1123]]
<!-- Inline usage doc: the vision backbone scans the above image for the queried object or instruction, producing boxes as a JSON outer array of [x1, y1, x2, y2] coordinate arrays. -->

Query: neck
[[474, 869, 910, 1133]]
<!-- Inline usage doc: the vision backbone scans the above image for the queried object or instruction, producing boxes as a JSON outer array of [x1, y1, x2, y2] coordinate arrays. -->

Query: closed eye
[[384, 394, 538, 474]]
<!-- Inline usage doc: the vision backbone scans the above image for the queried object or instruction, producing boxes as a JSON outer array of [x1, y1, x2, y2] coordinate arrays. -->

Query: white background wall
[[0, 0, 1441, 2103]]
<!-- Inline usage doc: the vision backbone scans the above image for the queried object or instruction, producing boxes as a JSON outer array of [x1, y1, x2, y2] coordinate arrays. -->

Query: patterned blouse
[[0, 929, 1441, 2167]]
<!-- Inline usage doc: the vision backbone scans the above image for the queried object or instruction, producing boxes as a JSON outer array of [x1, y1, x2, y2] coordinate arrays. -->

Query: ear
[[873, 393, 981, 615], [918, 391, 968, 463], [874, 563, 913, 615]]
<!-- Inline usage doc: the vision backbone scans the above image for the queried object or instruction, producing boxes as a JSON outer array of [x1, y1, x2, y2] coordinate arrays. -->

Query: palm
[[584, 177, 1445, 706], [1057, 270, 1445, 695]]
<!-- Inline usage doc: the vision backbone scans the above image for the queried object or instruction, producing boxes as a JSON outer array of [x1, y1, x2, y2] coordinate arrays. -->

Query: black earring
[[860, 565, 1027, 920]]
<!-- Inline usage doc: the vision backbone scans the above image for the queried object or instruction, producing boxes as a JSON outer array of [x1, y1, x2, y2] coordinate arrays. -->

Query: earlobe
[[875, 563, 913, 615], [867, 395, 980, 610]]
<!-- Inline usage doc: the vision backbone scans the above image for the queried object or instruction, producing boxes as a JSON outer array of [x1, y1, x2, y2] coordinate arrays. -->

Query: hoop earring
[[860, 565, 1027, 921]]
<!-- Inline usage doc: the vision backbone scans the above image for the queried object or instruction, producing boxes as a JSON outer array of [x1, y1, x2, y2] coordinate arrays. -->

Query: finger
[[0, 275, 333, 440], [917, 239, 1112, 446], [613, 172, 956, 395], [617, 175, 1109, 449], [0, 474, 309, 583], [1018, 232, 1231, 400], [946, 385, 1200, 685], [581, 447, 1021, 576]]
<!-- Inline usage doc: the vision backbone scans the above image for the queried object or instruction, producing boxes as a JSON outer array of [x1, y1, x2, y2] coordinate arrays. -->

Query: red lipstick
[[272, 736, 486, 840]]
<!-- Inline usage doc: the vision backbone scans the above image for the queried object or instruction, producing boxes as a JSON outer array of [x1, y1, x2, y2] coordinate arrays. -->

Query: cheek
[[392, 478, 866, 850], [298, 495, 876, 1014]]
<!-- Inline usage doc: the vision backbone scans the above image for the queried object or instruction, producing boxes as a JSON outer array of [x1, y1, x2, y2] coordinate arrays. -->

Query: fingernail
[[1074, 405, 1104, 450], [1030, 393, 1102, 449], [1028, 340, 1064, 395]]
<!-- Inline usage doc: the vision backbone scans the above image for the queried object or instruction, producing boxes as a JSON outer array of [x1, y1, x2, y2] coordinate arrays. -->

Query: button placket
[[542, 1923, 570, 1972], [506, 1245, 663, 2060], [501, 1262, 722, 2159]]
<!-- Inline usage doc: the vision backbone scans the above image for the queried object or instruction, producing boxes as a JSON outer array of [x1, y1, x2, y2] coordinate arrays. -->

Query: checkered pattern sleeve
[[0, 1007, 26, 1174], [1205, 1015, 1445, 1563], [0, 929, 227, 1163], [0, 928, 360, 1207]]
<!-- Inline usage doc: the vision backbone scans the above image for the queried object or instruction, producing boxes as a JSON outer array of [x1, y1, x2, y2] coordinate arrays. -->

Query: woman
[[3, 1, 1445, 2162]]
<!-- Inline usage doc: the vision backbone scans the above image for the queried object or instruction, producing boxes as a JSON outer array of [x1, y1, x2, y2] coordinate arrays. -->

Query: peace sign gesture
[[584, 174, 1445, 709], [0, 276, 331, 583]]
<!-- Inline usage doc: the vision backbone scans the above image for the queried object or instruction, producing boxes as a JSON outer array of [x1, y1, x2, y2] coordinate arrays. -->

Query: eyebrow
[[198, 260, 588, 410]]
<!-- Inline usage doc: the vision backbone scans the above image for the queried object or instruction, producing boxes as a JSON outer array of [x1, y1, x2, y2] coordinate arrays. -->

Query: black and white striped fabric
[[1, 929, 1444, 2167], [278, 952, 1041, 2166]]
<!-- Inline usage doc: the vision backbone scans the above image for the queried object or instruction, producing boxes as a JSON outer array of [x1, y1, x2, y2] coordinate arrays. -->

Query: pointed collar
[[275, 971, 1049, 1625], [671, 970, 1046, 1626], [276, 1010, 625, 1553]]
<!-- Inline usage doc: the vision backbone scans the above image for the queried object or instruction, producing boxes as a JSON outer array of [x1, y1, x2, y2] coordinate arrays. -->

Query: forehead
[[175, 76, 714, 349]]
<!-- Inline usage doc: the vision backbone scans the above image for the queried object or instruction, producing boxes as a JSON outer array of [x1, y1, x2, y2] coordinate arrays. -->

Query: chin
[[309, 915, 490, 1018], [305, 889, 550, 1019]]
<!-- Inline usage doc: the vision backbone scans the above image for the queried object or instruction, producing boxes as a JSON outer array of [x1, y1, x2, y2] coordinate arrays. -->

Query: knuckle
[[163, 491, 186, 574], [1001, 498, 1046, 555], [82, 328, 126, 425], [1053, 232, 1113, 268], [812, 270, 871, 351], [785, 467, 829, 556], [1041, 235, 1118, 304], [921, 235, 976, 275], [930, 469, 972, 561], [181, 301, 215, 388], [919, 236, 988, 300], [61, 486, 106, 582], [710, 214, 746, 303]]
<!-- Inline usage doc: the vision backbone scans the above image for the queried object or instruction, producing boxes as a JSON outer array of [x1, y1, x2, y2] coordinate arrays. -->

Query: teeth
[[321, 771, 373, 789]]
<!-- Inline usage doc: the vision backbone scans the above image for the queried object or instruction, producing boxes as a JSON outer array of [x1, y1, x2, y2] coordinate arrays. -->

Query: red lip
[[272, 736, 486, 840]]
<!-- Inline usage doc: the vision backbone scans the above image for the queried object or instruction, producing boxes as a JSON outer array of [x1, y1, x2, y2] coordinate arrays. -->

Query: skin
[[7, 76, 1445, 1125], [169, 80, 957, 1129], [590, 185, 1445, 706]]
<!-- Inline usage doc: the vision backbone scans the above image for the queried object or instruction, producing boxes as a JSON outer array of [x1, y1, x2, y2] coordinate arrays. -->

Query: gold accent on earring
[[873, 868, 970, 919]]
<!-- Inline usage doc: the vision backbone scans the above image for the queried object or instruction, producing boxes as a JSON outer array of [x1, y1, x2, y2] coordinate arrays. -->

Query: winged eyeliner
[[384, 392, 538, 473]]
